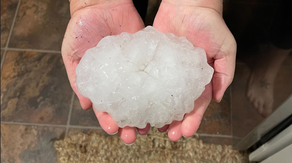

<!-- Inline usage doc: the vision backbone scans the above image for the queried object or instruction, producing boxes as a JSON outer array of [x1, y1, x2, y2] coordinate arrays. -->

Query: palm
[[153, 2, 236, 140], [61, 1, 144, 144]]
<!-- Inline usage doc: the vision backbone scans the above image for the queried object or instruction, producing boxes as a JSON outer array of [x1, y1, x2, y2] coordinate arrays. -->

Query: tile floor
[[1, 0, 233, 162], [4, 0, 291, 162]]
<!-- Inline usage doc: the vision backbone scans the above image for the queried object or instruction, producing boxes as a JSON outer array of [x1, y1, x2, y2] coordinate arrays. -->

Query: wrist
[[162, 0, 223, 14], [70, 0, 132, 15]]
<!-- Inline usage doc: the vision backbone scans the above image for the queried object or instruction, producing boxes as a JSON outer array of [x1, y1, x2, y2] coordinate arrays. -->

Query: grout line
[[1, 120, 231, 137], [69, 125, 102, 130], [1, 0, 21, 68], [5, 0, 21, 48], [1, 49, 7, 69], [1, 121, 67, 128], [232, 136, 242, 140], [1, 48, 61, 54], [65, 92, 75, 136], [0, 121, 102, 130], [198, 133, 233, 138]]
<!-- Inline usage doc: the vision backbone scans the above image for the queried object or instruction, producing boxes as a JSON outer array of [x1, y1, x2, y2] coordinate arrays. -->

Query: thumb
[[212, 48, 236, 102], [61, 52, 92, 110], [75, 88, 92, 110]]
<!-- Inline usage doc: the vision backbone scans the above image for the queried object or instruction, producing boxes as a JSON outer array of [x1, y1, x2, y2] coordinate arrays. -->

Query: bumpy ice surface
[[76, 26, 214, 128]]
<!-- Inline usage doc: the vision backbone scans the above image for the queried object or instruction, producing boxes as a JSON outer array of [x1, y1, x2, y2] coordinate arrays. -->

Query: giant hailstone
[[76, 26, 214, 128]]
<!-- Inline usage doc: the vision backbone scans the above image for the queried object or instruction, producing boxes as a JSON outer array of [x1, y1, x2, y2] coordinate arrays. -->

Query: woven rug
[[54, 128, 250, 163]]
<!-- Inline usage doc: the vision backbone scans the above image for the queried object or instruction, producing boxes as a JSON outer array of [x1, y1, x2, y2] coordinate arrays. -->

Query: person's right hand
[[61, 0, 145, 144]]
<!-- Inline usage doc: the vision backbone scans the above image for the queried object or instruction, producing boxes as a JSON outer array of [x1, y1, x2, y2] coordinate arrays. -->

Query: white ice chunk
[[76, 26, 214, 128]]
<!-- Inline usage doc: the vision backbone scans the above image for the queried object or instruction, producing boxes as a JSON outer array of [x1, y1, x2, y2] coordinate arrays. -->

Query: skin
[[62, 0, 144, 144], [62, 0, 236, 143], [153, 0, 236, 141], [247, 44, 291, 117]]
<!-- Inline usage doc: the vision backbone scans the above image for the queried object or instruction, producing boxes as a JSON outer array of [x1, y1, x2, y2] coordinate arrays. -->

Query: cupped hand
[[61, 0, 145, 144], [153, 0, 236, 141]]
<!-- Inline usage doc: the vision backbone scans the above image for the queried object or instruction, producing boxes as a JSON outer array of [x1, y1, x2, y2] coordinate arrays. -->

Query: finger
[[181, 83, 212, 137], [63, 57, 92, 110], [212, 36, 236, 102], [61, 50, 92, 110], [212, 58, 235, 102], [93, 109, 119, 135], [168, 121, 182, 141], [119, 127, 137, 144], [75, 89, 92, 110], [137, 123, 151, 135], [62, 21, 94, 110], [158, 125, 169, 133]]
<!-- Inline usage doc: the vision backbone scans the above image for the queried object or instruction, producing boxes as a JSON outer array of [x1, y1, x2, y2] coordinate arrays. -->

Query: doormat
[[54, 128, 250, 163]]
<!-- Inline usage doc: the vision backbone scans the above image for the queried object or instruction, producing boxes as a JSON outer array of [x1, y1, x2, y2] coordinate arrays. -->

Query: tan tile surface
[[67, 128, 108, 136], [1, 50, 4, 63], [1, 124, 65, 163], [1, 0, 19, 47], [70, 94, 100, 127], [1, 51, 72, 124], [9, 0, 70, 50], [197, 87, 231, 135]]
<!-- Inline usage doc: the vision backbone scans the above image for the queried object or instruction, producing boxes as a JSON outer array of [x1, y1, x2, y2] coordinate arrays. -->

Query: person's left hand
[[153, 0, 237, 141]]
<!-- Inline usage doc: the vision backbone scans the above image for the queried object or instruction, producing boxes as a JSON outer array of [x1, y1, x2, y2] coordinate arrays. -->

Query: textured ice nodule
[[76, 26, 214, 128]]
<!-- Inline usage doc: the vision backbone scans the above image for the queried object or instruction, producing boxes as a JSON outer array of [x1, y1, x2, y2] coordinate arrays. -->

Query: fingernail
[[217, 97, 223, 103], [108, 131, 118, 135]]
